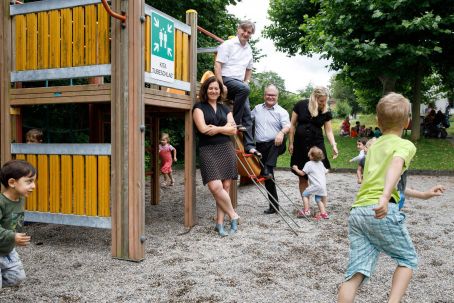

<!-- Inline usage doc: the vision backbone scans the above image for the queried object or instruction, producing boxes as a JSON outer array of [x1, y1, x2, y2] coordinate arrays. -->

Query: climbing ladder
[[233, 134, 308, 235]]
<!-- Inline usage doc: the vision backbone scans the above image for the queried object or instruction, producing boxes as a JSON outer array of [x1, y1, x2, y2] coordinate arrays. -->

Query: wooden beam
[[150, 116, 160, 205], [10, 84, 111, 105], [184, 10, 198, 227], [1, 2, 12, 165], [111, 0, 145, 261]]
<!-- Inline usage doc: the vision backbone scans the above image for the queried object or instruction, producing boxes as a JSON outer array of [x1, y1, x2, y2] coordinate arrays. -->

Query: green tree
[[330, 74, 361, 115], [265, 0, 454, 140]]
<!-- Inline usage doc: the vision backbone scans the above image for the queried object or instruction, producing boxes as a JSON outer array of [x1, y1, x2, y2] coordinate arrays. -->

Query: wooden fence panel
[[61, 8, 73, 67], [73, 155, 85, 215], [61, 155, 73, 213], [25, 13, 37, 70], [97, 3, 110, 64], [98, 155, 110, 216], [72, 7, 85, 66], [25, 155, 38, 211], [49, 155, 61, 213], [49, 10, 61, 68], [175, 30, 183, 80], [182, 33, 189, 82], [85, 5, 97, 65], [36, 154, 49, 212], [37, 11, 49, 69], [15, 15, 26, 71], [85, 155, 98, 216]]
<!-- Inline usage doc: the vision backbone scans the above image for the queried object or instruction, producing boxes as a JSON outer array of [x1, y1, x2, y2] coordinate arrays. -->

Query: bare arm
[[244, 69, 252, 83], [405, 185, 445, 200], [172, 148, 177, 162], [193, 108, 236, 136], [374, 157, 404, 219], [288, 111, 298, 155], [324, 120, 338, 159], [275, 126, 290, 146], [214, 61, 227, 92]]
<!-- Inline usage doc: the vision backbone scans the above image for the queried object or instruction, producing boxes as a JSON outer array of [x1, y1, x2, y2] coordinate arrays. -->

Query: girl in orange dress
[[159, 133, 177, 186]]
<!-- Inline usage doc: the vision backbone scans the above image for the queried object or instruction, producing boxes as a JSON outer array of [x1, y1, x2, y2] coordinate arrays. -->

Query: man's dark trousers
[[223, 76, 254, 151], [256, 140, 286, 210]]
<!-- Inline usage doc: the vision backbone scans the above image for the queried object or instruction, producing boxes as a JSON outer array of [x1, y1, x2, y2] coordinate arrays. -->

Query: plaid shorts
[[344, 203, 417, 283]]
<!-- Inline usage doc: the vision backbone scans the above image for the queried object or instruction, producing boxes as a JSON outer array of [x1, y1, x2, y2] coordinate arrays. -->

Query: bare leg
[[303, 196, 310, 212], [169, 172, 174, 185], [338, 273, 364, 303], [207, 180, 238, 222], [321, 195, 327, 209], [388, 266, 412, 303], [298, 176, 308, 194], [317, 201, 326, 215]]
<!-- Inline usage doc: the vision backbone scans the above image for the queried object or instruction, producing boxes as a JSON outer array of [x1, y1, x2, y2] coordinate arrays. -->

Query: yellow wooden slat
[[49, 155, 60, 213], [61, 9, 73, 67], [36, 155, 49, 212], [25, 155, 37, 211], [14, 154, 26, 160], [73, 7, 85, 66], [85, 155, 97, 216], [49, 10, 61, 68], [144, 15, 151, 72], [15, 15, 27, 71], [175, 30, 183, 80], [97, 3, 110, 64], [73, 155, 85, 215], [85, 5, 96, 65], [37, 11, 49, 69], [97, 155, 110, 217], [61, 155, 73, 214], [26, 13, 38, 70], [182, 33, 189, 82]]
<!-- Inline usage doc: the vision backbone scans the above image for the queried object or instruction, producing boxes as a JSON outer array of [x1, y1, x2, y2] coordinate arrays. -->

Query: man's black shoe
[[264, 208, 277, 214], [261, 166, 273, 179]]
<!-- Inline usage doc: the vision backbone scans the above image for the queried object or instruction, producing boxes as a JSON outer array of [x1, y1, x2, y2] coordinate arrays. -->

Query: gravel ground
[[1, 170, 453, 303]]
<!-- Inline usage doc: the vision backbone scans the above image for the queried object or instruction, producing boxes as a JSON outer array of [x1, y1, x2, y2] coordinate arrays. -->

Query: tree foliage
[[265, 0, 454, 140]]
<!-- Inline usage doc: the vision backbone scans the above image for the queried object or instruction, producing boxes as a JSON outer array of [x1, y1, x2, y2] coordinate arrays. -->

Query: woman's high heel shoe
[[215, 224, 228, 237], [230, 218, 238, 235]]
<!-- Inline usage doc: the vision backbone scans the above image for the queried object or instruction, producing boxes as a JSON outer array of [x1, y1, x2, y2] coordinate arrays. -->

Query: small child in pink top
[[159, 133, 177, 186]]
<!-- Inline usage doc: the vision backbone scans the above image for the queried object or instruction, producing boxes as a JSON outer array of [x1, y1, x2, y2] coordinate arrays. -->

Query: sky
[[227, 0, 335, 93]]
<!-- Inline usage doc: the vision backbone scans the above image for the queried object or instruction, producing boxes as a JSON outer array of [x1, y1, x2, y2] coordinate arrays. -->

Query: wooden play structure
[[0, 0, 199, 261]]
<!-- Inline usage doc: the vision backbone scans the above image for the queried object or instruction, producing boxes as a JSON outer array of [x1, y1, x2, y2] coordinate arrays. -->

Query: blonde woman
[[288, 86, 338, 196]]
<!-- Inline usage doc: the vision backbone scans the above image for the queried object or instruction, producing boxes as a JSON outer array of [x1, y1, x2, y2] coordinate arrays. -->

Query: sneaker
[[296, 209, 310, 218], [313, 214, 322, 221], [320, 212, 329, 220]]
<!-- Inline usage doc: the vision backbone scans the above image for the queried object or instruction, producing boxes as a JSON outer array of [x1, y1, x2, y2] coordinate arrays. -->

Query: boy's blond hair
[[376, 93, 410, 132], [160, 132, 170, 142], [308, 146, 325, 161]]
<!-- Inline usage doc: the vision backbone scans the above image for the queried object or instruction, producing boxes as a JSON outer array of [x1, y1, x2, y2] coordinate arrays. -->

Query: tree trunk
[[410, 63, 424, 141], [378, 75, 396, 95]]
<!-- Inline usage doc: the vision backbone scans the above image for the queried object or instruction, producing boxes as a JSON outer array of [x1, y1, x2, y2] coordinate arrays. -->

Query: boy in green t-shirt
[[0, 160, 36, 288], [338, 93, 422, 303]]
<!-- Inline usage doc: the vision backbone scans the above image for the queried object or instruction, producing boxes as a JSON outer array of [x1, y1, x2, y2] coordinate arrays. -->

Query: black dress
[[193, 102, 238, 185], [290, 100, 333, 170]]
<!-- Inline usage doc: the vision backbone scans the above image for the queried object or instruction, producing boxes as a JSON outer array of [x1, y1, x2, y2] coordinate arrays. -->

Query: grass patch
[[277, 115, 454, 171]]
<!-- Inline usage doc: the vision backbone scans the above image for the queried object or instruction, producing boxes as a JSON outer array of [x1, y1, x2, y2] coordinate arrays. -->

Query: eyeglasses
[[265, 94, 277, 98]]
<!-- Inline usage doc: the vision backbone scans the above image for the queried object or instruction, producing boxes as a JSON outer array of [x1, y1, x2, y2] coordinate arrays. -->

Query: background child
[[338, 93, 435, 303], [356, 137, 376, 184], [349, 137, 367, 164], [159, 133, 177, 187], [292, 146, 329, 220], [0, 160, 36, 288], [25, 129, 43, 143]]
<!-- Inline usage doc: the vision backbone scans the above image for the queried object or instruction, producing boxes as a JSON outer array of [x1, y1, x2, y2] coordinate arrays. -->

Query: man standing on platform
[[214, 20, 261, 157], [252, 84, 290, 214]]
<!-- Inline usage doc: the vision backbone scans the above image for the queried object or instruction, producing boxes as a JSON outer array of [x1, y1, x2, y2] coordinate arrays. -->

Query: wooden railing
[[13, 2, 110, 71], [12, 143, 111, 228], [10, 1, 192, 91]]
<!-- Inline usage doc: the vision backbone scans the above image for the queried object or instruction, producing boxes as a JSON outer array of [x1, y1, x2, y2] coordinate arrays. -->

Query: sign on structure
[[150, 12, 175, 83]]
